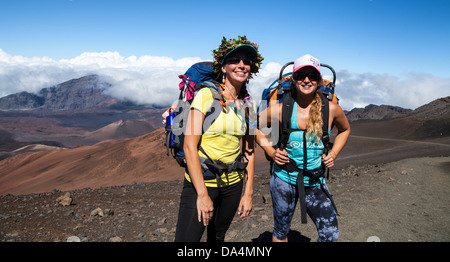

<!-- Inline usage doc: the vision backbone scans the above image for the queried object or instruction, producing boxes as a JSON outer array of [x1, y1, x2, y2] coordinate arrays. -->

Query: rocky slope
[[1, 95, 449, 196], [1, 156, 448, 242], [0, 75, 449, 244], [0, 75, 118, 111], [345, 104, 412, 122], [0, 92, 45, 110]]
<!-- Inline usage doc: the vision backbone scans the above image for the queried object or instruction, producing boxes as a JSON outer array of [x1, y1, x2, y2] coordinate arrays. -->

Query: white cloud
[[1, 49, 449, 109], [0, 49, 201, 106], [250, 66, 450, 110], [334, 71, 450, 110]]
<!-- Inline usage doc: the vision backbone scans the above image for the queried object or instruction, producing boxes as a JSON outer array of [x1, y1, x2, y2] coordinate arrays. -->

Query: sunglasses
[[226, 57, 253, 66], [293, 72, 321, 81]]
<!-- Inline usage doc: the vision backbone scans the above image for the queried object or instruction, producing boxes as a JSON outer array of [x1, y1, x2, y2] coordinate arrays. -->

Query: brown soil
[[1, 115, 449, 244], [1, 156, 448, 243]]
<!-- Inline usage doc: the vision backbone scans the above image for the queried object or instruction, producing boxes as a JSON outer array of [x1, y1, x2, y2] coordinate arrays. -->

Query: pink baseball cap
[[293, 54, 321, 74]]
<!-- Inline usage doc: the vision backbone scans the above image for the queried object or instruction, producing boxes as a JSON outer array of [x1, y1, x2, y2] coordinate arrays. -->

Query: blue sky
[[1, 0, 449, 110]]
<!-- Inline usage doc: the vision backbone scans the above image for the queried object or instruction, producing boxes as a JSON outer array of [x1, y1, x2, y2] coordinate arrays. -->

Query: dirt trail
[[228, 156, 450, 242], [0, 156, 448, 242], [332, 135, 450, 170], [350, 135, 450, 146], [331, 156, 449, 242]]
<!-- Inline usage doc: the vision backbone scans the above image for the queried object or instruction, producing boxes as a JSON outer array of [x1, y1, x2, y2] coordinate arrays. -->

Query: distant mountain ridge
[[38, 75, 111, 110], [0, 75, 135, 111], [345, 96, 449, 123], [1, 75, 448, 124], [0, 91, 45, 110], [345, 104, 412, 122], [408, 96, 450, 121], [0, 90, 448, 194]]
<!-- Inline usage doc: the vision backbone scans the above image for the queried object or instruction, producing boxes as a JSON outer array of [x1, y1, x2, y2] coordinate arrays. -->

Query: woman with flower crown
[[174, 36, 263, 242]]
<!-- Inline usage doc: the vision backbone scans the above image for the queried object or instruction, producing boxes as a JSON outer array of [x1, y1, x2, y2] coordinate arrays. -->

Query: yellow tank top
[[184, 88, 247, 187]]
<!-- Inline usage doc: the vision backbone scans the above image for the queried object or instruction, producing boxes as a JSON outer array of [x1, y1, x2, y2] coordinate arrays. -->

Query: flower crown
[[212, 35, 264, 77]]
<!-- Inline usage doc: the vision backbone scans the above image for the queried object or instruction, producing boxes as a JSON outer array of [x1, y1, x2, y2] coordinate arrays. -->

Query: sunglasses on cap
[[226, 57, 253, 66], [292, 72, 321, 81]]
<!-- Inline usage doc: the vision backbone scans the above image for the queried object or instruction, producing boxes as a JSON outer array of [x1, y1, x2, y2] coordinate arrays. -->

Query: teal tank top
[[273, 101, 327, 186]]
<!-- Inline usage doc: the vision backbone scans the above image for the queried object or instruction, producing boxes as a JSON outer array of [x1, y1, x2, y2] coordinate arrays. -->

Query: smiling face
[[221, 50, 252, 86], [293, 66, 321, 96]]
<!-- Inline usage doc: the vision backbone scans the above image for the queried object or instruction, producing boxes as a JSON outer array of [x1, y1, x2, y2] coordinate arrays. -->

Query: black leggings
[[175, 178, 243, 242]]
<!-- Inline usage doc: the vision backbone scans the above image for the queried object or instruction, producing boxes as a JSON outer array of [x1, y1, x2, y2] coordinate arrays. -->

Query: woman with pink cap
[[257, 54, 350, 242]]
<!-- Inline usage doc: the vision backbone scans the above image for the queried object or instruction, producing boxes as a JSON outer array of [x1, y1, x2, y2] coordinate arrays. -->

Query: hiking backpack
[[259, 61, 339, 223], [163, 61, 251, 185], [259, 61, 338, 163]]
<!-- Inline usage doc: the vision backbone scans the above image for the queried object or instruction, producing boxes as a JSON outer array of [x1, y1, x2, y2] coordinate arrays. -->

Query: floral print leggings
[[270, 174, 339, 242]]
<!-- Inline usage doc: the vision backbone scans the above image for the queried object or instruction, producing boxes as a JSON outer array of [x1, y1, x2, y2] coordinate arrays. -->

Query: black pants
[[175, 178, 243, 242]]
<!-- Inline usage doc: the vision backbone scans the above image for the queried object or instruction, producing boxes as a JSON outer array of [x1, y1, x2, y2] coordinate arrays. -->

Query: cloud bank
[[1, 49, 448, 110]]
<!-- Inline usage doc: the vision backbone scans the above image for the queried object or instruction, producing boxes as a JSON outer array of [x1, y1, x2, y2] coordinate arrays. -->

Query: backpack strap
[[277, 91, 335, 224], [197, 146, 248, 187], [298, 131, 308, 224], [319, 91, 331, 153], [277, 91, 307, 223], [279, 91, 301, 150], [189, 81, 250, 187], [196, 81, 224, 133]]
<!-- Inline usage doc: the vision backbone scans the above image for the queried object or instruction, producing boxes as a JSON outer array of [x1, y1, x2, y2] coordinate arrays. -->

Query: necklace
[[221, 84, 238, 101]]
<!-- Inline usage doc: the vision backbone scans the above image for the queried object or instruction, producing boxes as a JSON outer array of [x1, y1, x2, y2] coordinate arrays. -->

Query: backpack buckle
[[227, 161, 237, 172]]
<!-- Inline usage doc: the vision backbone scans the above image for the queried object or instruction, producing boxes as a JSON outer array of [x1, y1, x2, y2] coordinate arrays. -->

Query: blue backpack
[[163, 61, 249, 186], [258, 62, 338, 156], [259, 62, 339, 224]]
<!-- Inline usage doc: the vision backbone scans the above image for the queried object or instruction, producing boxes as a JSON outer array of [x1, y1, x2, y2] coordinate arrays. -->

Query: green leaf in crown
[[212, 35, 264, 78]]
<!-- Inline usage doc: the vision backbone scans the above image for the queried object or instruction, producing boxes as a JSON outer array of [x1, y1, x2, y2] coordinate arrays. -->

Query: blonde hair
[[290, 76, 324, 142], [306, 92, 323, 142]]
